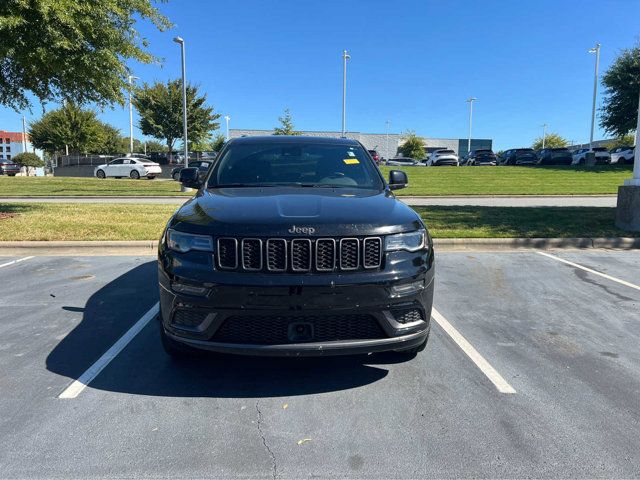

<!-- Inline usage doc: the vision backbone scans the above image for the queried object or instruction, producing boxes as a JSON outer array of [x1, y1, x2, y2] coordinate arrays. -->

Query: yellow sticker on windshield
[[343, 158, 359, 164]]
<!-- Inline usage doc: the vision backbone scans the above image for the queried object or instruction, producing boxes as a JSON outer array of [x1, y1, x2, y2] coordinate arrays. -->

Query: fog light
[[171, 281, 208, 296], [390, 280, 424, 298]]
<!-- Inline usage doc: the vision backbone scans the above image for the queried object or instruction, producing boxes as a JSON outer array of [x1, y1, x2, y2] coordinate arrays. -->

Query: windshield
[[208, 142, 384, 189]]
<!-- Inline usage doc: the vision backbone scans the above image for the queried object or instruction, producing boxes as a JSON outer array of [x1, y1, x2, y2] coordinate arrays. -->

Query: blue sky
[[1, 0, 638, 150]]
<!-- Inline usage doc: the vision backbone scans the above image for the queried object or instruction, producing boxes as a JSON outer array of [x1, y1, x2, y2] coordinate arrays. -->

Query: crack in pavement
[[256, 402, 278, 480]]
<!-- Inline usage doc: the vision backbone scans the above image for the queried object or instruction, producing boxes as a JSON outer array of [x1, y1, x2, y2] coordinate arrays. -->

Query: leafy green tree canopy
[[211, 134, 226, 152], [273, 108, 301, 135], [603, 133, 636, 150], [29, 103, 108, 154], [600, 45, 640, 137], [399, 132, 425, 159], [531, 133, 568, 150], [144, 140, 168, 153], [12, 152, 44, 168], [0, 0, 171, 111], [133, 80, 220, 157]]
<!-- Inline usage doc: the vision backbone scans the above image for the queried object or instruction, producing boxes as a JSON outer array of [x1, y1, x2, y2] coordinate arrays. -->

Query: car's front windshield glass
[[208, 142, 384, 189]]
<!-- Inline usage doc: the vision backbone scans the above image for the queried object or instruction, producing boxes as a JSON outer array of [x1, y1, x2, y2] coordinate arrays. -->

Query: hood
[[170, 187, 423, 237]]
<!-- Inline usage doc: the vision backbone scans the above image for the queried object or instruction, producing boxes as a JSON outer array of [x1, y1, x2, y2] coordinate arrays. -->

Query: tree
[[144, 140, 168, 153], [29, 103, 107, 154], [399, 132, 425, 159], [99, 124, 124, 154], [0, 0, 171, 111], [531, 133, 568, 150], [273, 108, 301, 135], [603, 133, 636, 150], [133, 80, 220, 160], [599, 45, 640, 137], [211, 134, 226, 152], [12, 152, 44, 168]]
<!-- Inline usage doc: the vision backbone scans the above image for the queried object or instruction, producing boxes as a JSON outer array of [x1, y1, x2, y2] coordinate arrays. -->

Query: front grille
[[212, 314, 385, 344], [172, 309, 209, 329], [391, 308, 425, 324], [215, 236, 383, 273]]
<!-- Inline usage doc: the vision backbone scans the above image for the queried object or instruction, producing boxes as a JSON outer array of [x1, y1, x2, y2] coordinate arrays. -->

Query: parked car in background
[[500, 148, 538, 166], [571, 147, 611, 165], [0, 159, 21, 176], [466, 149, 497, 166], [536, 148, 574, 165], [94, 157, 162, 179], [171, 160, 213, 181], [425, 149, 459, 166], [609, 146, 635, 165], [367, 149, 382, 164], [386, 157, 419, 166]]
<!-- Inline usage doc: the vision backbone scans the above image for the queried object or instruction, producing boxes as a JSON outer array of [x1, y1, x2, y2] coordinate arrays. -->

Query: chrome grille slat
[[266, 239, 287, 272], [217, 238, 238, 269], [216, 236, 381, 272], [315, 238, 336, 272], [339, 238, 360, 271], [241, 238, 262, 271], [291, 239, 312, 272]]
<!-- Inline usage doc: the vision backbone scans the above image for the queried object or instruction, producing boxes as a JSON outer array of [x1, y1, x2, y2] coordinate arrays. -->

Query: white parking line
[[537, 251, 640, 292], [432, 307, 516, 394], [59, 302, 159, 399], [0, 256, 34, 269]]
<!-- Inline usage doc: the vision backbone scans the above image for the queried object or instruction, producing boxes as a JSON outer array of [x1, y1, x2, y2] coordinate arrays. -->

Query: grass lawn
[[379, 164, 633, 196], [0, 203, 636, 241], [0, 176, 189, 196], [0, 165, 634, 197]]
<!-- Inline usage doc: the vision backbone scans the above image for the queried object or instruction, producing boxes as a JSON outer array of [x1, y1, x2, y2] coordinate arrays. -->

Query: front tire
[[96, 169, 106, 179], [172, 171, 180, 181], [130, 170, 140, 180]]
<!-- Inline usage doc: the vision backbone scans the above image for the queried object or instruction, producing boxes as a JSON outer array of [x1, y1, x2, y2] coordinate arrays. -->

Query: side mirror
[[179, 167, 201, 189], [388, 170, 408, 190]]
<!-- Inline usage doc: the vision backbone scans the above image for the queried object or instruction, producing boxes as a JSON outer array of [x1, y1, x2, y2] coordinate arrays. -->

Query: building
[[0, 130, 35, 162], [229, 129, 492, 159]]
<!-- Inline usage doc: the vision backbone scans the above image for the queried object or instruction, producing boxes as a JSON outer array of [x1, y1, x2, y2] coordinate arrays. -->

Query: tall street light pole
[[541, 123, 548, 148], [174, 36, 189, 171], [225, 115, 231, 141], [128, 74, 139, 154], [588, 43, 601, 149], [466, 98, 476, 156], [341, 50, 350, 138], [385, 120, 391, 160]]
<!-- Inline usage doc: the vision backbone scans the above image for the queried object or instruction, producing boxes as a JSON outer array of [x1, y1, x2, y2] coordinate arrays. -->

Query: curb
[[0, 238, 638, 255]]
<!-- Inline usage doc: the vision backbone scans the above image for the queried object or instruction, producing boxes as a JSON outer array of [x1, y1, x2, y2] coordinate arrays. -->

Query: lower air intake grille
[[212, 314, 385, 345], [391, 308, 425, 324], [172, 309, 209, 329]]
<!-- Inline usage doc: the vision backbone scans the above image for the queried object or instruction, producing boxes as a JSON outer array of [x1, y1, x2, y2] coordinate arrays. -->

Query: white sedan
[[94, 157, 162, 179]]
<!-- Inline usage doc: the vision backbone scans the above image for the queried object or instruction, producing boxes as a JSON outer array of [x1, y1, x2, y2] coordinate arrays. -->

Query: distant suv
[[367, 149, 382, 164], [571, 147, 611, 165], [158, 136, 434, 358], [609, 146, 635, 165], [426, 149, 459, 166], [466, 149, 497, 166], [171, 160, 213, 181], [500, 148, 538, 166], [0, 159, 21, 176], [536, 148, 573, 165]]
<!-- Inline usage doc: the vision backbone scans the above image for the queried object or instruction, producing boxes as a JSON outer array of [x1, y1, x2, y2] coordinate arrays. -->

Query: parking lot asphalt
[[0, 252, 639, 478]]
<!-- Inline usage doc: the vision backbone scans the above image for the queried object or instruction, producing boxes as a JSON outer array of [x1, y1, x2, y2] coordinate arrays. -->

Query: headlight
[[385, 229, 427, 252], [167, 229, 213, 253]]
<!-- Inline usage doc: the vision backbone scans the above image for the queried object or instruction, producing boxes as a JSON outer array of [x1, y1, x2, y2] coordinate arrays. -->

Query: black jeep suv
[[158, 136, 434, 357]]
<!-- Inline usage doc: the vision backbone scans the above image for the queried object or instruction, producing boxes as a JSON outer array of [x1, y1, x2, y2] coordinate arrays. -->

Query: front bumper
[[158, 247, 434, 356]]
